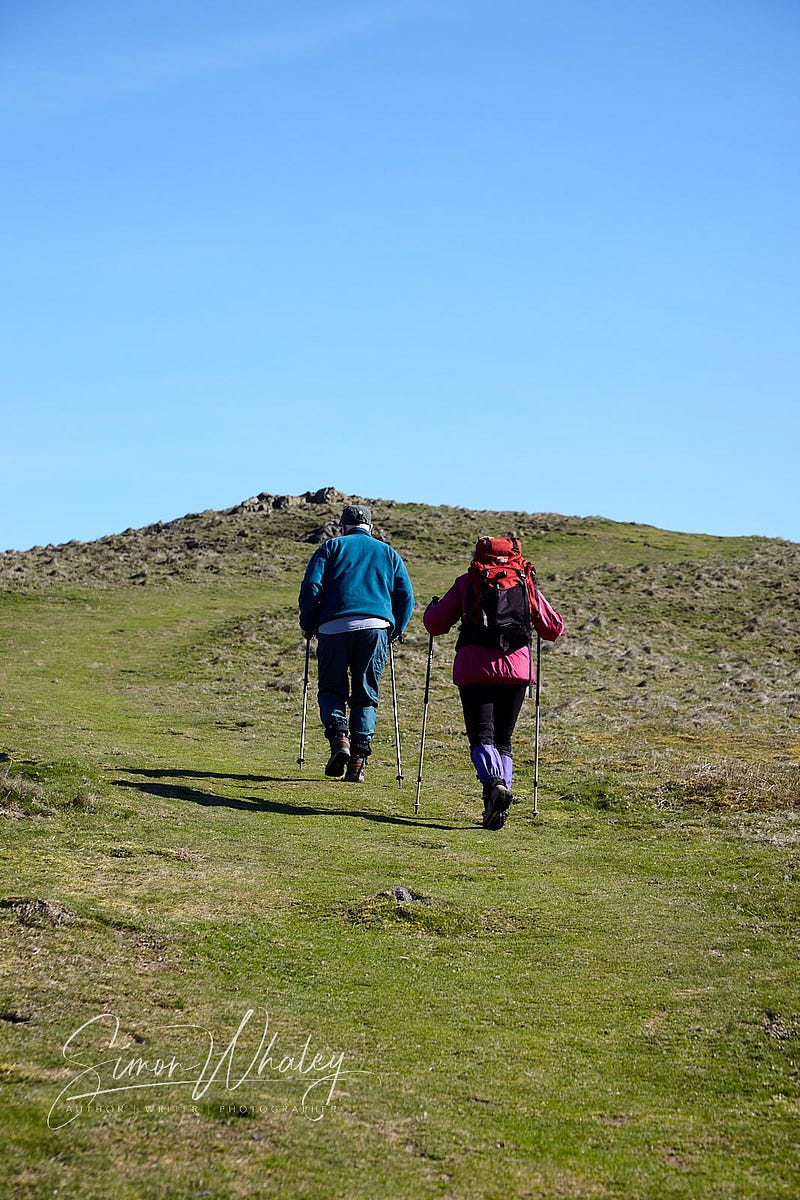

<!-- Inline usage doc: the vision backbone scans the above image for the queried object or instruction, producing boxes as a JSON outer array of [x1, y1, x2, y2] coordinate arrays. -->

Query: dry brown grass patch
[[657, 758, 800, 811]]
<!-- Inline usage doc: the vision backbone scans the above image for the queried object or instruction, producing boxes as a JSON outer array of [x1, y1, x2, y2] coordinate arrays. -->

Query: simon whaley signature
[[47, 1008, 351, 1129]]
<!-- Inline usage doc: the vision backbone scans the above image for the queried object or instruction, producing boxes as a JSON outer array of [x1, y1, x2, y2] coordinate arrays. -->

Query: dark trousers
[[458, 683, 527, 755], [316, 628, 389, 748]]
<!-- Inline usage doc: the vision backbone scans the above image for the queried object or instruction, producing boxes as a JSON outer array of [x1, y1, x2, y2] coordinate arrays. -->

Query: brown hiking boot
[[344, 756, 366, 783], [324, 733, 350, 778]]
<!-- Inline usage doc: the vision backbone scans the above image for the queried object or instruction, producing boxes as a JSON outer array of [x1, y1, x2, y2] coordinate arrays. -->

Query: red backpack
[[457, 536, 540, 652]]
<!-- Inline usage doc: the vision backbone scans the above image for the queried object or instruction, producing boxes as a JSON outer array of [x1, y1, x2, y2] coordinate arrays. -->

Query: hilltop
[[2, 485, 653, 587], [1, 481, 796, 585]]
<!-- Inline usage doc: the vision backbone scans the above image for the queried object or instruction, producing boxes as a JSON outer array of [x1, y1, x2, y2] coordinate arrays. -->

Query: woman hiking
[[423, 536, 563, 830]]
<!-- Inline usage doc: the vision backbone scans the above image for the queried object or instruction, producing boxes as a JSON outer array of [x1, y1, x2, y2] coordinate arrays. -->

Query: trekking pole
[[533, 633, 542, 817], [415, 633, 434, 814], [389, 638, 403, 786], [298, 636, 311, 768]]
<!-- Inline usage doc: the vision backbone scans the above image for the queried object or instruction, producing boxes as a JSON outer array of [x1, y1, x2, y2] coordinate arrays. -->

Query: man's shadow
[[121, 765, 302, 784], [112, 769, 463, 830]]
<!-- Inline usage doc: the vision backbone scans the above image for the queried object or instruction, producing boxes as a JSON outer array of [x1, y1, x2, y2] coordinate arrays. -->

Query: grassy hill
[[1, 488, 798, 1199]]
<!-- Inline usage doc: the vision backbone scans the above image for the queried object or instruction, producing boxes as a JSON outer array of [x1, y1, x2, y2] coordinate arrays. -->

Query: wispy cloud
[[0, 1, 449, 116]]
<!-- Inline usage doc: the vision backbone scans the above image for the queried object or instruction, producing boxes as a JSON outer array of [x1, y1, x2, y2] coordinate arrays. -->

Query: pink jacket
[[423, 574, 564, 687]]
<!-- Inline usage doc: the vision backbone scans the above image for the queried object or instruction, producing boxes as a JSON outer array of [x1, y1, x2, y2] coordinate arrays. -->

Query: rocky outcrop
[[233, 487, 345, 515]]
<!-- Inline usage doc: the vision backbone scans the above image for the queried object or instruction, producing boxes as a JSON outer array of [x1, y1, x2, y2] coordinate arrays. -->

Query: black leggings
[[458, 684, 527, 755]]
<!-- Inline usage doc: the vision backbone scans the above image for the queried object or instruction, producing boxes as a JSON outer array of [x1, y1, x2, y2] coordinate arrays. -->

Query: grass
[[1, 491, 798, 1198]]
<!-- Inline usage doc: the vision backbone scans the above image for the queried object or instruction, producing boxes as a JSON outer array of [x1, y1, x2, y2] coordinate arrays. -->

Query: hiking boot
[[344, 755, 366, 783], [482, 777, 512, 830], [324, 732, 350, 778]]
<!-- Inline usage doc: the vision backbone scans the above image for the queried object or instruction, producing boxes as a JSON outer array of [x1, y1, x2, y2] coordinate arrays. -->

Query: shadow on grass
[[120, 766, 301, 784], [111, 777, 463, 830]]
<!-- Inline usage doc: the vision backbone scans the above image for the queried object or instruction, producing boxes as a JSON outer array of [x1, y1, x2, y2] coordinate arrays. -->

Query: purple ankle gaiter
[[470, 744, 504, 783]]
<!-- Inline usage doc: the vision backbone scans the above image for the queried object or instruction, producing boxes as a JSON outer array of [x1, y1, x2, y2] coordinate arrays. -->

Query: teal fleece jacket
[[298, 529, 414, 636]]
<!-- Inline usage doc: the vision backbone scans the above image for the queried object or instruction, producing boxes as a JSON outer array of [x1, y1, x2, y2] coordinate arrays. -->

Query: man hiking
[[298, 503, 415, 783]]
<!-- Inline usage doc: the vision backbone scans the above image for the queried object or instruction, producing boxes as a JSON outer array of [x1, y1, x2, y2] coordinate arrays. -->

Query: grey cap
[[340, 504, 372, 526]]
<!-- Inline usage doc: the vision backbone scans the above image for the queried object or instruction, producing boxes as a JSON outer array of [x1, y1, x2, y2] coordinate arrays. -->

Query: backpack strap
[[525, 560, 540, 621]]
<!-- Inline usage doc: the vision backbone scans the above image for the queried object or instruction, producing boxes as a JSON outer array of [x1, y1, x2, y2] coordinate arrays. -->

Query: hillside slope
[[1, 489, 798, 1200], [3, 485, 798, 782]]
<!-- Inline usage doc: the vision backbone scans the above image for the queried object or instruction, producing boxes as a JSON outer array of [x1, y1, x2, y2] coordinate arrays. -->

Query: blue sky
[[1, 0, 798, 551]]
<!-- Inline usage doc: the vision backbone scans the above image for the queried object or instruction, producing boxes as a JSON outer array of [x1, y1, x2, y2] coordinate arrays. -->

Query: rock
[[304, 523, 340, 543], [0, 897, 77, 925], [305, 487, 343, 505], [238, 495, 272, 513]]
